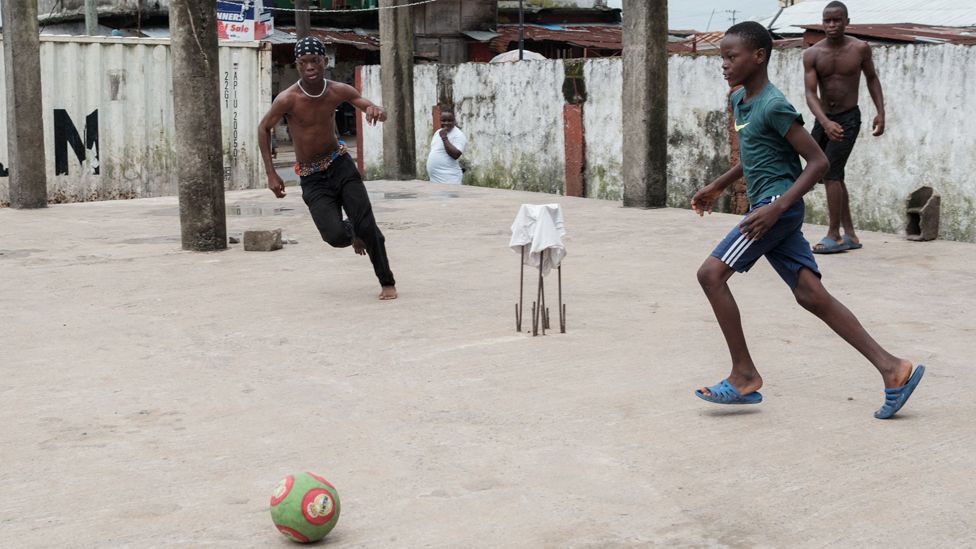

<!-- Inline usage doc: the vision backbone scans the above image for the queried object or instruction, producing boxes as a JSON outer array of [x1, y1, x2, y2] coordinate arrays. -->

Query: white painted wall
[[584, 54, 732, 205], [664, 54, 732, 208], [360, 64, 438, 180], [580, 58, 623, 200], [452, 61, 567, 193], [0, 35, 271, 204], [362, 60, 568, 194], [769, 44, 976, 241], [386, 44, 976, 241], [584, 45, 976, 241]]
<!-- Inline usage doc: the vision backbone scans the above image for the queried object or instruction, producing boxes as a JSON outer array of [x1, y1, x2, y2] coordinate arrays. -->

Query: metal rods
[[515, 246, 566, 336]]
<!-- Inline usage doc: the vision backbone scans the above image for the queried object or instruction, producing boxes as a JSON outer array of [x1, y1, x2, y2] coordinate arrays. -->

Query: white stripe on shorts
[[720, 196, 780, 267], [721, 233, 753, 266], [727, 238, 755, 266]]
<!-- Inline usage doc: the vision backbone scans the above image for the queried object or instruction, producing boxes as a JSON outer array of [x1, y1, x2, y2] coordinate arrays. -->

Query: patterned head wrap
[[295, 36, 326, 59]]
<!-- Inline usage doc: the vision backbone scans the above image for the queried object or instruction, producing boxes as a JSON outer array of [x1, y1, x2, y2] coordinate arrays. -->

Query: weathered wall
[[360, 64, 438, 180], [362, 60, 568, 193], [768, 44, 976, 241], [0, 35, 272, 204], [584, 55, 731, 205], [360, 43, 976, 241], [453, 61, 567, 193], [595, 44, 976, 241], [662, 55, 733, 210], [581, 58, 623, 200]]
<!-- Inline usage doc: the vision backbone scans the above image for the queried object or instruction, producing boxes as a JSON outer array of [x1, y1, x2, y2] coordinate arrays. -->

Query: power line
[[218, 0, 439, 15], [669, 10, 722, 22]]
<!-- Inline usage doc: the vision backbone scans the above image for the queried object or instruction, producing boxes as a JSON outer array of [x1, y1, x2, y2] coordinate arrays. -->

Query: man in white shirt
[[426, 110, 467, 184]]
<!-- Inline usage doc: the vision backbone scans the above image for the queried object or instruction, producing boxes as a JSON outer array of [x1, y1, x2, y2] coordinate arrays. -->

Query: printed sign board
[[217, 0, 274, 41]]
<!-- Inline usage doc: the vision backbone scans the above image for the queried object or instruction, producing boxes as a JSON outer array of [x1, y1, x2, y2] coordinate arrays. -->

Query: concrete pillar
[[379, 0, 416, 180], [621, 0, 668, 208], [169, 0, 227, 251], [2, 0, 48, 209], [84, 0, 99, 35], [294, 0, 311, 39]]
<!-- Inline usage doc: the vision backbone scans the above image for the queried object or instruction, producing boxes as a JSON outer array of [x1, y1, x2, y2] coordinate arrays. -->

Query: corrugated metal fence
[[0, 35, 272, 204]]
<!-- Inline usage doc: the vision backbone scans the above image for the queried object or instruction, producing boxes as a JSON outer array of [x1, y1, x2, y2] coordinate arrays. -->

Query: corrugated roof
[[261, 30, 298, 45], [802, 23, 976, 45], [490, 23, 622, 52], [276, 26, 380, 50], [667, 33, 803, 54], [690, 31, 725, 50], [490, 25, 803, 55], [497, 0, 620, 11], [759, 0, 976, 34]]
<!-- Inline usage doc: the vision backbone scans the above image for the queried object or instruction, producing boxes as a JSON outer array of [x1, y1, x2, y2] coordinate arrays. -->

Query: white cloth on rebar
[[509, 204, 566, 275]]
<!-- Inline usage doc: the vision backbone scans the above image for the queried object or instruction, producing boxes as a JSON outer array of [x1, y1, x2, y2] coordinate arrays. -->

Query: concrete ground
[[1, 181, 973, 548]]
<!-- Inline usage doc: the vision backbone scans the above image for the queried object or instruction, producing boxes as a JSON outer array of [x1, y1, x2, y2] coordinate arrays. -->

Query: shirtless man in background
[[804, 1, 886, 254]]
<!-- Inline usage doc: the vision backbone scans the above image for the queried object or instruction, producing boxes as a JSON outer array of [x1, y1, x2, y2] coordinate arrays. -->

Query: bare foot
[[699, 372, 763, 397], [378, 286, 397, 300], [353, 238, 366, 256], [882, 359, 914, 389]]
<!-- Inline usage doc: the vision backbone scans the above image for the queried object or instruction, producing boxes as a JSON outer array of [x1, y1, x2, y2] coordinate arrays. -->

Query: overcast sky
[[668, 0, 780, 31], [605, 0, 781, 32]]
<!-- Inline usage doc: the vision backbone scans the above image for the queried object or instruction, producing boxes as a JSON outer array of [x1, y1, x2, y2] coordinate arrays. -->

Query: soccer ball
[[269, 472, 341, 543]]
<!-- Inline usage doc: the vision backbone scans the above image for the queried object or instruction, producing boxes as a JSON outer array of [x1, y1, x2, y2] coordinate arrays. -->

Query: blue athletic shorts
[[710, 196, 821, 289]]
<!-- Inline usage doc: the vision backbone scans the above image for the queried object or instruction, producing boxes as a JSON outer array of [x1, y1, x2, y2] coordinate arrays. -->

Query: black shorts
[[811, 106, 861, 183]]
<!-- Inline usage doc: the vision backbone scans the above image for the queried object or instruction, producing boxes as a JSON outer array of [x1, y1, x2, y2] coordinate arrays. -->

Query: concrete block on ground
[[906, 186, 940, 241], [243, 229, 283, 251]]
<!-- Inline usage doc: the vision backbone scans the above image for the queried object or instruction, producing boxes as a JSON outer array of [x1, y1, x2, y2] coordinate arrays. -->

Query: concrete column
[[169, 0, 227, 251], [2, 0, 48, 208], [621, 0, 668, 208], [294, 0, 311, 39], [379, 0, 416, 180], [84, 0, 99, 35]]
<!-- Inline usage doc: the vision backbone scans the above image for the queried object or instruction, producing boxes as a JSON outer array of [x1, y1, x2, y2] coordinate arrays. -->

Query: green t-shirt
[[731, 83, 804, 206]]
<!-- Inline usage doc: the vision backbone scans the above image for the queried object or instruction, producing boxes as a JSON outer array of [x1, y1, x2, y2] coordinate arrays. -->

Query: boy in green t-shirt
[[690, 22, 923, 419]]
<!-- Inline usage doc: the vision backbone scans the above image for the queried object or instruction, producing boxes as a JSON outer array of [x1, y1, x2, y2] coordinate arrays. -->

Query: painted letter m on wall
[[54, 109, 99, 176]]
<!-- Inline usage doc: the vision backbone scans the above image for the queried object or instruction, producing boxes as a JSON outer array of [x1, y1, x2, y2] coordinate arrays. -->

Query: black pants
[[300, 154, 395, 287]]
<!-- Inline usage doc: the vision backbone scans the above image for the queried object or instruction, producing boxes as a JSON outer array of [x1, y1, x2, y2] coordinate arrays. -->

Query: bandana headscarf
[[295, 36, 326, 59]]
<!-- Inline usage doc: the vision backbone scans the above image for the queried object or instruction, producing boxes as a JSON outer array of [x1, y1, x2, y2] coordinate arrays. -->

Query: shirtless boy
[[258, 37, 396, 300]]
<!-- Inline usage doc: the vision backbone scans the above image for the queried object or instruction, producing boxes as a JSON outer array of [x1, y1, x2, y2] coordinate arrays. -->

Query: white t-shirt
[[426, 127, 467, 184]]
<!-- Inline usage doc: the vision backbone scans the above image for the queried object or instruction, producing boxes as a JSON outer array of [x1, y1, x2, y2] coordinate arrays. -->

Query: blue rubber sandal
[[695, 379, 763, 405], [813, 236, 851, 254], [875, 365, 926, 419], [842, 234, 863, 250]]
